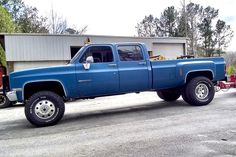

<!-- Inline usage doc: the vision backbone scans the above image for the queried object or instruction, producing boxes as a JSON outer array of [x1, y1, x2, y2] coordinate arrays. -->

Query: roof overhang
[[0, 33, 187, 44]]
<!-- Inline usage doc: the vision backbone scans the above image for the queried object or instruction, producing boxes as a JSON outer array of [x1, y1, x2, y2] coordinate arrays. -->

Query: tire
[[184, 77, 215, 106], [181, 87, 191, 104], [157, 89, 181, 101], [0, 94, 11, 108], [25, 91, 65, 127]]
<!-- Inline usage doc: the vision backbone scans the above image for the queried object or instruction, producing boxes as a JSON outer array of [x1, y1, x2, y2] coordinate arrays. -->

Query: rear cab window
[[117, 45, 144, 61]]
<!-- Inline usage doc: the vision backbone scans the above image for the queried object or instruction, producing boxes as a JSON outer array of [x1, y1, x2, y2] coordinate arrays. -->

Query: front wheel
[[184, 77, 215, 106], [25, 91, 65, 127]]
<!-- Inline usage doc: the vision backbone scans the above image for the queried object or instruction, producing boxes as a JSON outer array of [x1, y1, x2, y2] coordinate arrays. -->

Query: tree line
[[0, 0, 87, 34], [0, 0, 88, 66], [136, 2, 234, 57]]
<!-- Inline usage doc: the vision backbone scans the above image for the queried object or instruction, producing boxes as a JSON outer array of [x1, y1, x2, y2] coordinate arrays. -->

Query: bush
[[226, 65, 236, 75]]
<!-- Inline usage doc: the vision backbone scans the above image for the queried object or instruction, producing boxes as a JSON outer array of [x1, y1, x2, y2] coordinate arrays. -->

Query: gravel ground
[[0, 89, 236, 157]]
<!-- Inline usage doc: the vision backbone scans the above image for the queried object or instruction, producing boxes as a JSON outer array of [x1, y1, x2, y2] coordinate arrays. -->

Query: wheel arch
[[185, 70, 214, 83], [23, 80, 67, 101]]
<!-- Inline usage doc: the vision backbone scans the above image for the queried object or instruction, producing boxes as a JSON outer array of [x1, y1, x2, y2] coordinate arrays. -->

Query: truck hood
[[9, 64, 75, 80]]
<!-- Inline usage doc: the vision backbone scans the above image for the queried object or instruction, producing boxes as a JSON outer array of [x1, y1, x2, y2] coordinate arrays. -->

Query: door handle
[[108, 63, 117, 67], [78, 79, 92, 83], [138, 62, 146, 65]]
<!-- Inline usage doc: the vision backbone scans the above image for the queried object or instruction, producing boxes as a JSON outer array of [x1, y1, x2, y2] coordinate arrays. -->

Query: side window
[[118, 45, 144, 61], [80, 46, 113, 63]]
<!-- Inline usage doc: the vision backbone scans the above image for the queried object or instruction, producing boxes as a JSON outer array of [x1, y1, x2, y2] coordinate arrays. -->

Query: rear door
[[75, 45, 119, 97], [117, 45, 149, 92]]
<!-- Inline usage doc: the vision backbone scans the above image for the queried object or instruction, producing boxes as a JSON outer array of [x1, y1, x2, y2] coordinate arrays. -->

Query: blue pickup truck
[[2, 43, 225, 127]]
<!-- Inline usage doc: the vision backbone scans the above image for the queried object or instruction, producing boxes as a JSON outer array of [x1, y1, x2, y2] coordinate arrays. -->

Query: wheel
[[25, 91, 65, 127], [157, 89, 181, 101], [184, 77, 215, 106], [181, 87, 191, 104], [0, 94, 11, 108]]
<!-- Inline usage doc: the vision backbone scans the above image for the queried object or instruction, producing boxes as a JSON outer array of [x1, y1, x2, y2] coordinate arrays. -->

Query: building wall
[[5, 35, 71, 61]]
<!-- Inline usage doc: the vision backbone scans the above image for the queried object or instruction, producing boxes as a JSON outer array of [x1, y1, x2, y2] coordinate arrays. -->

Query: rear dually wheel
[[157, 89, 181, 102], [183, 77, 215, 106]]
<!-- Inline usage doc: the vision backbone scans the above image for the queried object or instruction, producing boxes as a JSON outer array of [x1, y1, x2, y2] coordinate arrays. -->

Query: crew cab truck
[[2, 43, 225, 127]]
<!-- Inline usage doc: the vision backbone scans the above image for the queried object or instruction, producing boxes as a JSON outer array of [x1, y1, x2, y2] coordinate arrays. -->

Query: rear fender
[[176, 61, 215, 84]]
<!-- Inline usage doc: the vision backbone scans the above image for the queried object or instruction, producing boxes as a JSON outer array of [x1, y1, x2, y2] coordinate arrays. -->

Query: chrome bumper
[[6, 91, 18, 101]]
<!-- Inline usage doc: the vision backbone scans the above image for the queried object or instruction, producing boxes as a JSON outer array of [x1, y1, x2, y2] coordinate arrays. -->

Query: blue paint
[[8, 43, 226, 102]]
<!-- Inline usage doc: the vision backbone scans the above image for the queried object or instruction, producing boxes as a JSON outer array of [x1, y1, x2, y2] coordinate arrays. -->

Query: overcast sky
[[23, 0, 236, 51]]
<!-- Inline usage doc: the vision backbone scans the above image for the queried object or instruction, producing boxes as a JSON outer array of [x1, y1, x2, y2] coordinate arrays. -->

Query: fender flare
[[184, 69, 214, 83], [22, 79, 67, 100]]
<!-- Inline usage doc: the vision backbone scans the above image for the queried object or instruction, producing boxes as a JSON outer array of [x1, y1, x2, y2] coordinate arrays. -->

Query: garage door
[[152, 43, 184, 59]]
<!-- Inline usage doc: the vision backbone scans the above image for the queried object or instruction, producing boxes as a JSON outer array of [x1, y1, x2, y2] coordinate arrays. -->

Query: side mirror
[[86, 56, 94, 63], [83, 56, 94, 70]]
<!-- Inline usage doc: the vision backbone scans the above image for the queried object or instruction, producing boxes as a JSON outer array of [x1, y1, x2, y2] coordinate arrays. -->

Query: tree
[[136, 7, 178, 37], [0, 5, 15, 66], [0, 0, 25, 20], [16, 6, 48, 33], [136, 15, 156, 37], [1, 0, 49, 33], [48, 8, 67, 34], [224, 52, 236, 67], [64, 26, 88, 35], [215, 20, 234, 56], [48, 8, 87, 35], [198, 6, 219, 57], [1, 0, 87, 34], [159, 6, 178, 37], [0, 5, 15, 32], [178, 3, 203, 55], [136, 2, 234, 57]]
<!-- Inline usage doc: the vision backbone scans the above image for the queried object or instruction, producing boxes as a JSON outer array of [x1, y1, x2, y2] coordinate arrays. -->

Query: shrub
[[226, 65, 236, 75]]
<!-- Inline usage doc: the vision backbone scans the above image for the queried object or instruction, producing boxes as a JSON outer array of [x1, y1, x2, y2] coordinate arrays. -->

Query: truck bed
[[151, 57, 225, 90]]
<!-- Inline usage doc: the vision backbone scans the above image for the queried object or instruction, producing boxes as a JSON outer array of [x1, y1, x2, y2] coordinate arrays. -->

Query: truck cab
[[71, 43, 152, 97]]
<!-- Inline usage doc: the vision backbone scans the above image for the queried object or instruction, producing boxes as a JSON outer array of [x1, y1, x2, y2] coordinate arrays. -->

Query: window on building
[[80, 46, 113, 63], [118, 45, 144, 61], [70, 46, 83, 59]]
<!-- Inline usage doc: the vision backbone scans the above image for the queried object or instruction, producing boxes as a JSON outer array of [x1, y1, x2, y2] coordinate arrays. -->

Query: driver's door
[[75, 45, 119, 98]]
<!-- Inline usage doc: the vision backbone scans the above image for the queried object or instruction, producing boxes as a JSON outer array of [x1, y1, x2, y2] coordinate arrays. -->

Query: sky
[[23, 0, 236, 51]]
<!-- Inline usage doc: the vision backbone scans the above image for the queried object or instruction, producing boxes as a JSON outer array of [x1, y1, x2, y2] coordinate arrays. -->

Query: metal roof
[[0, 33, 187, 41]]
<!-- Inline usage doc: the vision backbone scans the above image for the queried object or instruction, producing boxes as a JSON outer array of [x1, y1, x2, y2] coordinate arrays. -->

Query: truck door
[[76, 45, 119, 97], [117, 45, 149, 92]]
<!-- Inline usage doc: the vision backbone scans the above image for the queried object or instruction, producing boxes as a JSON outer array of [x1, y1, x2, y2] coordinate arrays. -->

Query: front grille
[[2, 75, 10, 94]]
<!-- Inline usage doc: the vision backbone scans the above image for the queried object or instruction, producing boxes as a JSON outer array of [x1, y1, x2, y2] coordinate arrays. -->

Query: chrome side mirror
[[83, 56, 94, 70]]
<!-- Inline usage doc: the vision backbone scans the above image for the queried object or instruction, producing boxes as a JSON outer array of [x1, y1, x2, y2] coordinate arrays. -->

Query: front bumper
[[6, 91, 18, 101], [2, 75, 18, 102]]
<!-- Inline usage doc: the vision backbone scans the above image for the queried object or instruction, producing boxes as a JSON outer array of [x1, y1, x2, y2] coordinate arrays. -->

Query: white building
[[0, 33, 187, 72]]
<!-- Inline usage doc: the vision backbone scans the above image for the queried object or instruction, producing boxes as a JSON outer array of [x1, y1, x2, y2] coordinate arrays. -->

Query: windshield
[[70, 46, 85, 64]]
